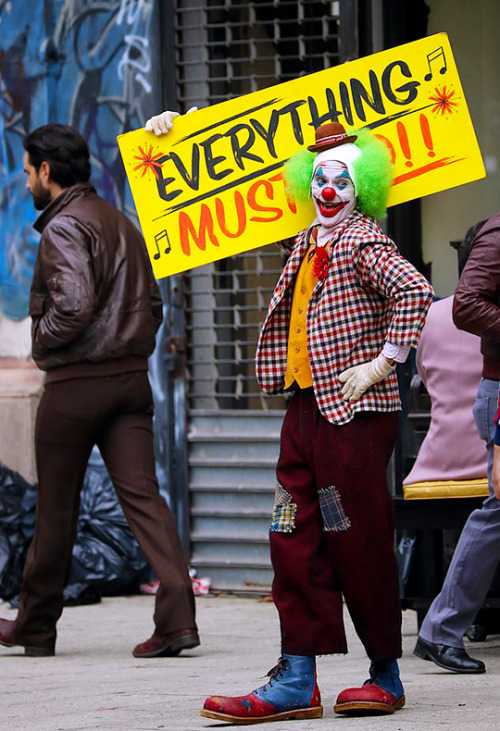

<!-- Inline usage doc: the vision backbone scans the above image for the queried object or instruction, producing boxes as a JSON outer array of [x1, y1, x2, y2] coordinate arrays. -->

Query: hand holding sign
[[144, 106, 198, 135], [145, 110, 179, 135]]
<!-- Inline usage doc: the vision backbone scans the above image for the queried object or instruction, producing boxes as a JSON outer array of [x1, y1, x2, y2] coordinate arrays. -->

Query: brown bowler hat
[[307, 122, 358, 153]]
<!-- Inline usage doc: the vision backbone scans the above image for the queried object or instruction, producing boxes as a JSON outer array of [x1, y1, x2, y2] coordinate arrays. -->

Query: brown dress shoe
[[0, 618, 15, 648], [133, 628, 200, 658], [0, 618, 54, 657]]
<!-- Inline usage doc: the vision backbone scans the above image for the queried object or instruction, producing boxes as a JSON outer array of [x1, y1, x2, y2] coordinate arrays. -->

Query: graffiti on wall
[[0, 0, 157, 320]]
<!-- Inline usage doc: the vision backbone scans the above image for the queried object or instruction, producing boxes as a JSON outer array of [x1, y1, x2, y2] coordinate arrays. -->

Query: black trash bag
[[0, 533, 14, 597], [0, 460, 150, 606], [67, 463, 149, 597], [0, 463, 36, 599], [62, 582, 102, 607]]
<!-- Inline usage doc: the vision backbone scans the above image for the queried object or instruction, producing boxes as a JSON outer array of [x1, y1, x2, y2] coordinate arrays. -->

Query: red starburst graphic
[[133, 144, 164, 179], [429, 85, 458, 116]]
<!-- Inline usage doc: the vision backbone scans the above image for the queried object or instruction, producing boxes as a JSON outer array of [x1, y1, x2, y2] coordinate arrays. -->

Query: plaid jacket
[[256, 211, 434, 425]]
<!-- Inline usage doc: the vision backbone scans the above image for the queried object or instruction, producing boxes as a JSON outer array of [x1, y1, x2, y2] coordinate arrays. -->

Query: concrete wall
[[0, 316, 31, 359], [0, 359, 44, 483]]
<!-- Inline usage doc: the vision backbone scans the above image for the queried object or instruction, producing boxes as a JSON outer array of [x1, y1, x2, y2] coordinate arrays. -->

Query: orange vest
[[285, 239, 329, 389]]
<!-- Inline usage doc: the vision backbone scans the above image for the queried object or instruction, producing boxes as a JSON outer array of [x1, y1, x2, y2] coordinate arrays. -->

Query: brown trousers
[[270, 387, 401, 661], [14, 370, 196, 650]]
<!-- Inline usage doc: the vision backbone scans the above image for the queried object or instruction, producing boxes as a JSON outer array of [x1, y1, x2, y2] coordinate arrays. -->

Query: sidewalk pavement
[[1, 593, 499, 730]]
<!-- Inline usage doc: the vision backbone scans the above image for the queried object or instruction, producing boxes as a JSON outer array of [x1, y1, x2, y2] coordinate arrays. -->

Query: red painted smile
[[315, 197, 347, 218]]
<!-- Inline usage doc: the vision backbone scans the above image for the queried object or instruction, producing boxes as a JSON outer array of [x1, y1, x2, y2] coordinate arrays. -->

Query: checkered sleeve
[[352, 229, 434, 348]]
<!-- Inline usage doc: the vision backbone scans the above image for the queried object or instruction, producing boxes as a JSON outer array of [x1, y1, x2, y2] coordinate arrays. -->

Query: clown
[[145, 112, 433, 721]]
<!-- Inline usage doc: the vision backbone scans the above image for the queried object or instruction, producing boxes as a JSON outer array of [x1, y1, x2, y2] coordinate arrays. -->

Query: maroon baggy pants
[[14, 370, 196, 650], [270, 387, 401, 661]]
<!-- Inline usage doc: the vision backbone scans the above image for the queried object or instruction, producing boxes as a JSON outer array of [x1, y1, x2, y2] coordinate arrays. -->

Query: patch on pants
[[270, 481, 297, 533], [319, 486, 351, 532]]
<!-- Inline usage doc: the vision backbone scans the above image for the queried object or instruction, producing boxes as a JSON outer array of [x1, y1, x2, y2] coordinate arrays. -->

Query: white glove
[[338, 352, 396, 402], [144, 106, 198, 135]]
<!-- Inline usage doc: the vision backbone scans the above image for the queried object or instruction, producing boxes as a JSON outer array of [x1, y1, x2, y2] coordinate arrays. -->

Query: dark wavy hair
[[23, 124, 91, 187], [450, 219, 488, 276]]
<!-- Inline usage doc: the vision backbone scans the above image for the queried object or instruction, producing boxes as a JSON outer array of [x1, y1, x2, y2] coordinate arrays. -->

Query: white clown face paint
[[311, 161, 356, 228]]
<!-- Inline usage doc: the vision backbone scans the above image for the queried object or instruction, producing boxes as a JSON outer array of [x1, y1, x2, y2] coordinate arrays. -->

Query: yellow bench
[[403, 478, 488, 501]]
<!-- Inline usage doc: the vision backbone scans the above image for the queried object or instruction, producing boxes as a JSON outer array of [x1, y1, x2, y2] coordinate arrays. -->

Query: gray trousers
[[419, 378, 500, 648]]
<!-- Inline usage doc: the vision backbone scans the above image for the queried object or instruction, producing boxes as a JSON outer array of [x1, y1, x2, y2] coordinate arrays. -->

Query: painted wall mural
[[0, 0, 158, 320]]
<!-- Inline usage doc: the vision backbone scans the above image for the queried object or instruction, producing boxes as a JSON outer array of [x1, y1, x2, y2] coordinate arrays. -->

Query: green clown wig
[[284, 128, 394, 220]]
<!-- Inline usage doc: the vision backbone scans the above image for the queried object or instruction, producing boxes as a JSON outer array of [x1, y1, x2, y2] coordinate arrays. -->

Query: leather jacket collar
[[33, 183, 96, 233]]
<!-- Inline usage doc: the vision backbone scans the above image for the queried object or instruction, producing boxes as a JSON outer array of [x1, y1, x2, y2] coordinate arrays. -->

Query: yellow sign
[[117, 33, 484, 279]]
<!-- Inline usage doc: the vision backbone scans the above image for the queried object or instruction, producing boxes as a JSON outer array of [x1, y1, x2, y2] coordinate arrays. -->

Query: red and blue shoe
[[334, 659, 405, 715], [201, 654, 323, 724]]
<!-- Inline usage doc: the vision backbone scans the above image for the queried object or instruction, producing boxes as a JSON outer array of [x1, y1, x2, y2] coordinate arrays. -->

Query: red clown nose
[[321, 187, 336, 201]]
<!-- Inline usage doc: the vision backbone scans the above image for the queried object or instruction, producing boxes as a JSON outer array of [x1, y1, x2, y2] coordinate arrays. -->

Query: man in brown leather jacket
[[414, 215, 500, 673], [0, 124, 198, 658]]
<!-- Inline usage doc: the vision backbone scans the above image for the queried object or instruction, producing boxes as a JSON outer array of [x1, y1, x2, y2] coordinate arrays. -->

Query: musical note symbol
[[153, 230, 171, 260], [424, 47, 447, 81]]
